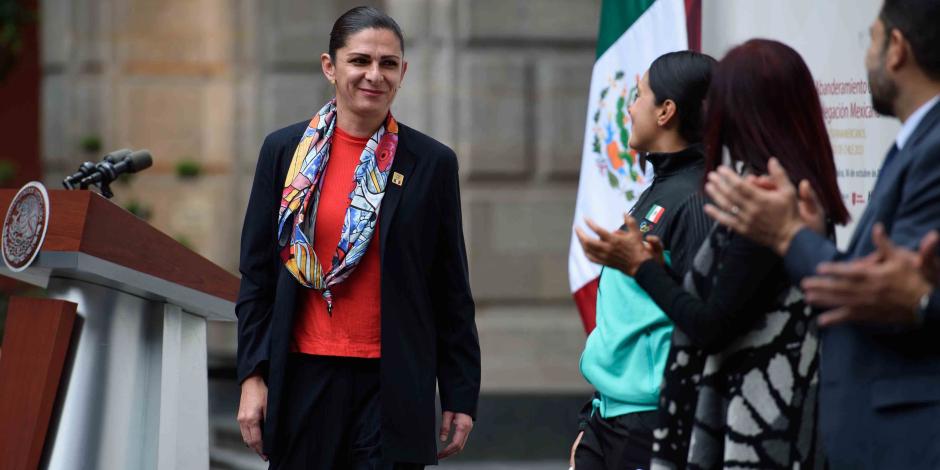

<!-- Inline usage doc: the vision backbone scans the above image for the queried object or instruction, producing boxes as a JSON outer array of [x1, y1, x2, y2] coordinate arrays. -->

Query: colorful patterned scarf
[[277, 99, 398, 313]]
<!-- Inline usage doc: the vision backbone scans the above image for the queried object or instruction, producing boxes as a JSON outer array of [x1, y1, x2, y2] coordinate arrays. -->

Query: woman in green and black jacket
[[572, 50, 716, 470]]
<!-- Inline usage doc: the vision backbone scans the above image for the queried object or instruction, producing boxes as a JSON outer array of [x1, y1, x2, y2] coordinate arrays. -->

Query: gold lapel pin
[[392, 172, 404, 186]]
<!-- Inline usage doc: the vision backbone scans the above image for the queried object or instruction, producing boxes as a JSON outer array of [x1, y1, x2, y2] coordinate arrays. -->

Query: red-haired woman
[[600, 39, 849, 469]]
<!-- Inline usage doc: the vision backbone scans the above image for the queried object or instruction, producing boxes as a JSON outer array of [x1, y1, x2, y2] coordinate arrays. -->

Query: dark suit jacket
[[235, 120, 481, 464], [785, 99, 940, 469]]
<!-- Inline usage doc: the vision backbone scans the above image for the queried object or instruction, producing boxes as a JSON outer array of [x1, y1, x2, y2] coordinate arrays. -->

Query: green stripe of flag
[[596, 0, 657, 58]]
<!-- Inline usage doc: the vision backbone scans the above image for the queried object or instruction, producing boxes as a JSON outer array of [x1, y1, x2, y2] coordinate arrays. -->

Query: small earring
[[330, 79, 336, 85]]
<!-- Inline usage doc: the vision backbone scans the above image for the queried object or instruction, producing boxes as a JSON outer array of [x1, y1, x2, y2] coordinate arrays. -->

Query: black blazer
[[785, 100, 940, 469], [235, 120, 481, 464]]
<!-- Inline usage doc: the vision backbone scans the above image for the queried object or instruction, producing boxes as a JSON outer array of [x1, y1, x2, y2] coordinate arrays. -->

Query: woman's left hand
[[438, 411, 474, 459], [576, 214, 657, 276]]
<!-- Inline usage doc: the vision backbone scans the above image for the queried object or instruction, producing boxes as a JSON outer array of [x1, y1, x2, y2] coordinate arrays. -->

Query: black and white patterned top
[[635, 216, 825, 469]]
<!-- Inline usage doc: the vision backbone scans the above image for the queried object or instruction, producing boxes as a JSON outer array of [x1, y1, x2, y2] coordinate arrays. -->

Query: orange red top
[[291, 127, 382, 358]]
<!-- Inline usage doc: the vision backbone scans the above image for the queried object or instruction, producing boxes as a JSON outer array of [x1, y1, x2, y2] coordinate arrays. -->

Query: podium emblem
[[3, 181, 50, 272]]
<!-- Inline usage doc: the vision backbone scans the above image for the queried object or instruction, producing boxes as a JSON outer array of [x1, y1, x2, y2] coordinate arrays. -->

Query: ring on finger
[[731, 205, 741, 215]]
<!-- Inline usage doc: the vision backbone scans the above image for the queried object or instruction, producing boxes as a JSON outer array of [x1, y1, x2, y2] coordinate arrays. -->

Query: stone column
[[386, 0, 601, 393]]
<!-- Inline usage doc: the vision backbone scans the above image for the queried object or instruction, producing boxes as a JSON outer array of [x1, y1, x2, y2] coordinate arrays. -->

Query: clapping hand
[[802, 224, 939, 327], [576, 214, 664, 276], [703, 158, 824, 253]]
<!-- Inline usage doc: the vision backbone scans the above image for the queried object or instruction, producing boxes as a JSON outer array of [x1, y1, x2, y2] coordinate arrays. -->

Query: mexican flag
[[569, 0, 700, 333]]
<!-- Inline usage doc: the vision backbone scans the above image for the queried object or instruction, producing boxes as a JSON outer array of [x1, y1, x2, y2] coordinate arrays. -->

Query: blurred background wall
[[27, 0, 602, 465]]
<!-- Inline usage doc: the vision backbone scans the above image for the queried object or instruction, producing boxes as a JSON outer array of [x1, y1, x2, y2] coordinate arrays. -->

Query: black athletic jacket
[[627, 144, 711, 279], [577, 144, 713, 431]]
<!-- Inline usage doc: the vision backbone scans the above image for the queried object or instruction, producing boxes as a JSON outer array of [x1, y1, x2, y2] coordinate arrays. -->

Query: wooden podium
[[0, 189, 238, 470]]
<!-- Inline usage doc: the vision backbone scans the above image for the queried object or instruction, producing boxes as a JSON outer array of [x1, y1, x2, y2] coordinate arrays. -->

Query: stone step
[[210, 446, 268, 470], [210, 446, 564, 470], [209, 389, 586, 462]]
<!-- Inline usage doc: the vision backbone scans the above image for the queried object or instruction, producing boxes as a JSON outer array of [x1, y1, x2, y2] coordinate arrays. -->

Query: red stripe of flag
[[574, 277, 600, 334], [685, 0, 702, 51]]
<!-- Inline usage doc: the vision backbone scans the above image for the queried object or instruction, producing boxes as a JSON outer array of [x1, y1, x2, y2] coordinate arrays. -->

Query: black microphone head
[[63, 161, 100, 189], [104, 148, 133, 164], [126, 150, 153, 173]]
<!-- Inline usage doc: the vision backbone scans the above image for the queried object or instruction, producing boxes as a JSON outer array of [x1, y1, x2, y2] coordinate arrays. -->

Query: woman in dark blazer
[[235, 7, 480, 469]]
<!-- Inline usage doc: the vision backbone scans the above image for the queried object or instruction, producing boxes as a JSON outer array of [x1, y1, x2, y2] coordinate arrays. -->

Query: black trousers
[[574, 409, 657, 470], [270, 354, 424, 470]]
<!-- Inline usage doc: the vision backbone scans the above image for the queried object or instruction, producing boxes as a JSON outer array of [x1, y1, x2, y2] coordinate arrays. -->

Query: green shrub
[[175, 159, 202, 179], [80, 135, 102, 154]]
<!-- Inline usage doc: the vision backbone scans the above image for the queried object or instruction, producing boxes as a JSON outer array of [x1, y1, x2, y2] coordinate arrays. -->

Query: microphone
[[103, 148, 133, 164], [62, 161, 98, 190], [62, 148, 133, 190], [75, 149, 154, 199]]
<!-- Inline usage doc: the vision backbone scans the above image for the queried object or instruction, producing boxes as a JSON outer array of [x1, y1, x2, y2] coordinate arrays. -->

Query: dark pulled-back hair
[[703, 39, 849, 224], [648, 50, 717, 144], [329, 6, 405, 60], [880, 0, 940, 80]]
